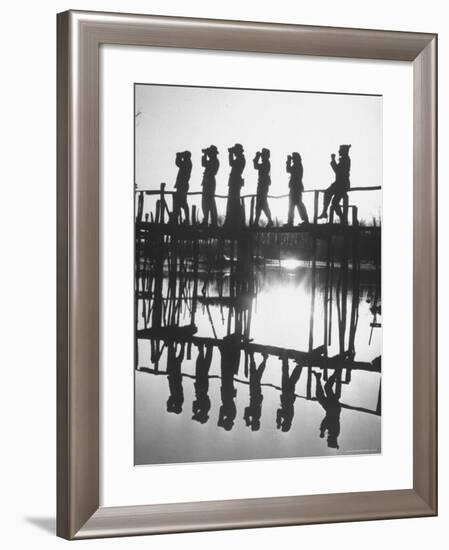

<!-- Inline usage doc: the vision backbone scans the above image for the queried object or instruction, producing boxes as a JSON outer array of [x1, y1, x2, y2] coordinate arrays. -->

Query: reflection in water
[[135, 223, 381, 464], [192, 344, 212, 424], [314, 371, 342, 449], [277, 357, 303, 433], [244, 353, 267, 432]]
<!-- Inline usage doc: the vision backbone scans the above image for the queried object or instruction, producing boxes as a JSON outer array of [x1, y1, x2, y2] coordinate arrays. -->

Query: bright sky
[[135, 84, 382, 224]]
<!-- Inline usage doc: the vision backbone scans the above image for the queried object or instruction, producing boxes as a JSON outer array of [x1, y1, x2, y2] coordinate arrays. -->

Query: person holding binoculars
[[285, 152, 309, 226], [318, 144, 352, 221], [200, 145, 219, 226], [225, 143, 246, 226], [173, 150, 192, 224], [253, 148, 273, 227]]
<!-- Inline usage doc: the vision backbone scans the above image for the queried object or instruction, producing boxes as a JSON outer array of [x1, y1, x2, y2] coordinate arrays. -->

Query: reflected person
[[313, 370, 342, 449], [318, 144, 351, 222], [173, 150, 192, 224], [276, 355, 303, 432], [285, 152, 309, 226], [166, 342, 185, 414], [243, 352, 267, 431], [200, 145, 219, 226], [192, 344, 213, 424], [218, 335, 240, 431], [253, 148, 273, 227], [224, 143, 246, 227]]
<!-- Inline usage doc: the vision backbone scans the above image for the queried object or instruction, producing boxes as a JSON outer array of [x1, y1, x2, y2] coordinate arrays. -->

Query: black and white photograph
[[134, 83, 382, 465]]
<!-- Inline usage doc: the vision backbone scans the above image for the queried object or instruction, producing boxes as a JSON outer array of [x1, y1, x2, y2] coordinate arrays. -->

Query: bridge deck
[[136, 221, 380, 240], [137, 327, 381, 373]]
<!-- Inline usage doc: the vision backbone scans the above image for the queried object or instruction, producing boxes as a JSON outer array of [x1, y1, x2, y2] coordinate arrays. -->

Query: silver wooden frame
[[57, 10, 437, 540]]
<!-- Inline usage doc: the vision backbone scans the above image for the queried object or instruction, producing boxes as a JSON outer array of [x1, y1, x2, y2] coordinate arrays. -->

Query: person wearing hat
[[225, 143, 246, 226], [253, 148, 273, 227], [318, 144, 351, 221], [312, 370, 342, 450], [200, 145, 220, 226], [173, 150, 192, 224], [285, 152, 309, 226]]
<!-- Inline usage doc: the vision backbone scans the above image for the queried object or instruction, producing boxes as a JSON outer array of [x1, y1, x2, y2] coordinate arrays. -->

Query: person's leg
[[289, 364, 303, 387], [298, 193, 309, 223], [201, 193, 209, 224], [263, 196, 273, 225], [257, 354, 268, 379], [204, 344, 213, 367], [172, 195, 180, 223], [210, 198, 218, 226], [313, 371, 326, 406], [287, 193, 295, 225], [324, 370, 340, 399], [254, 196, 262, 226], [331, 191, 348, 222], [181, 197, 190, 224], [318, 183, 336, 218]]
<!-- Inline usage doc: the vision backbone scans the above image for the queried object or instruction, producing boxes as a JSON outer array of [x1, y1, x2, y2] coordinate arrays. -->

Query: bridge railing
[[135, 183, 381, 227]]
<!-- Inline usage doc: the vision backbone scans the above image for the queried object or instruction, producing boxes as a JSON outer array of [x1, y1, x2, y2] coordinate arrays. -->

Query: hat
[[234, 143, 244, 152], [208, 144, 219, 154], [261, 147, 270, 155], [339, 144, 351, 153]]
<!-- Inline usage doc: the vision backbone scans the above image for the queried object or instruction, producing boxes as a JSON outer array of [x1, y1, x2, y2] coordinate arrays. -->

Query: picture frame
[[57, 10, 437, 540]]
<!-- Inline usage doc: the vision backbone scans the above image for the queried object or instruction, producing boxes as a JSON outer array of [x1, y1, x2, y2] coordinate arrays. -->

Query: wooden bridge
[[135, 183, 381, 230], [137, 326, 381, 374]]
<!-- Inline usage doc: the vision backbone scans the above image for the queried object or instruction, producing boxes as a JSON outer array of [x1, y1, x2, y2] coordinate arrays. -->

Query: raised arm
[[330, 156, 338, 173]]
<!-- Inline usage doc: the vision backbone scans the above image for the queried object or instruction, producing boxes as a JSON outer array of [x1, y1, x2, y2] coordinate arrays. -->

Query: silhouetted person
[[318, 144, 351, 221], [313, 370, 342, 449], [166, 342, 185, 414], [225, 143, 246, 226], [253, 149, 273, 227], [192, 344, 213, 424], [173, 150, 192, 224], [243, 353, 267, 431], [285, 152, 309, 226], [276, 355, 303, 432], [218, 335, 240, 431], [201, 145, 219, 226]]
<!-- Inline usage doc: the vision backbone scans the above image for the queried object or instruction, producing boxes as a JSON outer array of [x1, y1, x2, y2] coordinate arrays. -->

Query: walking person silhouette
[[173, 150, 192, 224], [318, 144, 351, 222], [225, 143, 246, 227], [253, 148, 273, 227], [200, 145, 219, 226], [312, 370, 342, 449], [285, 152, 309, 226]]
